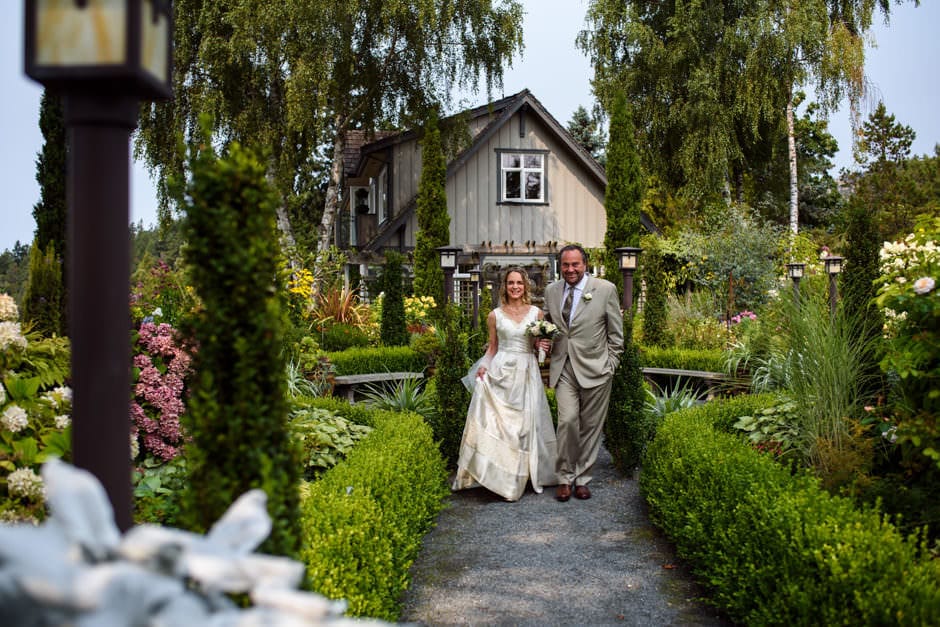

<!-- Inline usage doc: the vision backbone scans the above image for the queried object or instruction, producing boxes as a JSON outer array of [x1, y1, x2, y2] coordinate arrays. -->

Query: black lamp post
[[437, 245, 461, 305], [614, 247, 642, 313], [469, 266, 481, 329], [824, 255, 844, 318], [25, 0, 173, 531], [786, 262, 805, 307]]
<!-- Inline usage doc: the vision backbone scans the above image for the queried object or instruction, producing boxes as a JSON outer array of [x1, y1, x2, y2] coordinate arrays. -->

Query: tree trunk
[[275, 203, 299, 269], [787, 91, 799, 239], [318, 114, 346, 255]]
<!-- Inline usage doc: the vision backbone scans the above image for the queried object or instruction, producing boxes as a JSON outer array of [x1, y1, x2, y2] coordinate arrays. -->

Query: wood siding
[[394, 110, 606, 250]]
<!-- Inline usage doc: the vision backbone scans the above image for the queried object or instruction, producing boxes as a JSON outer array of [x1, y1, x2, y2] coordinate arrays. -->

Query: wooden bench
[[331, 372, 425, 403]]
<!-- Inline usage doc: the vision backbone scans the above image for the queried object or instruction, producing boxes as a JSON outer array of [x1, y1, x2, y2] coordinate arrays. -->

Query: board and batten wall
[[386, 109, 606, 250]]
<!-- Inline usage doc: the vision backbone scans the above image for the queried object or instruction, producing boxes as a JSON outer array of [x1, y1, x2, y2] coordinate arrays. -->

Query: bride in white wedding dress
[[452, 267, 559, 501]]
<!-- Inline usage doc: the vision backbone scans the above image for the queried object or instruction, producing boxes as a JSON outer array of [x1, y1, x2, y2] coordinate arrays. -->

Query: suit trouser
[[554, 357, 613, 486]]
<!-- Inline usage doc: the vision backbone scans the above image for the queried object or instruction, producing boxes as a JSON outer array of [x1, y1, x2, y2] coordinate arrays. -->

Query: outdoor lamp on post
[[614, 247, 642, 314], [437, 245, 461, 305], [786, 262, 805, 307], [824, 255, 844, 318], [469, 266, 481, 329], [25, 0, 174, 532]]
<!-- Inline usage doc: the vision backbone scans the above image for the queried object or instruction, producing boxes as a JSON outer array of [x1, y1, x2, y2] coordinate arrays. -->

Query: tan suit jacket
[[544, 275, 624, 389]]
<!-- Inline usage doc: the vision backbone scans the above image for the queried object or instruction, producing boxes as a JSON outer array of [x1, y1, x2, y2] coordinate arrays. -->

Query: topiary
[[176, 137, 301, 558], [379, 251, 409, 346], [604, 314, 649, 477]]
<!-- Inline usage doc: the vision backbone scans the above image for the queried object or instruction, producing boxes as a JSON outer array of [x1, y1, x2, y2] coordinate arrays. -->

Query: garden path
[[400, 446, 731, 626]]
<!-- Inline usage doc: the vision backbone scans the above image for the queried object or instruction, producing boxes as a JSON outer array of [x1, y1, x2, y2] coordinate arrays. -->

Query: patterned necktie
[[562, 286, 574, 325]]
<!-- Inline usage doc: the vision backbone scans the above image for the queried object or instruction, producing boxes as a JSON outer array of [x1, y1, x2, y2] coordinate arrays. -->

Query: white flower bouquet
[[525, 319, 559, 365]]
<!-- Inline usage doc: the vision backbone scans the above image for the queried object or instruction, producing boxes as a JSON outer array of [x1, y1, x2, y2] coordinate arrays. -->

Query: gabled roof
[[350, 89, 659, 250], [347, 89, 607, 184]]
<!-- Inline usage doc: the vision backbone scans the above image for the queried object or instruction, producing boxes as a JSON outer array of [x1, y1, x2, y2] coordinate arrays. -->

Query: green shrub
[[430, 305, 470, 466], [325, 346, 426, 376], [22, 241, 63, 337], [299, 408, 448, 620], [379, 251, 409, 347], [639, 345, 726, 372], [641, 398, 940, 624], [640, 235, 670, 348], [318, 322, 371, 351], [604, 315, 648, 476], [177, 139, 300, 558]]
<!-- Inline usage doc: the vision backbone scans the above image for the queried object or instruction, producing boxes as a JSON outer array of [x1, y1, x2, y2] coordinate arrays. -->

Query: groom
[[541, 244, 624, 502]]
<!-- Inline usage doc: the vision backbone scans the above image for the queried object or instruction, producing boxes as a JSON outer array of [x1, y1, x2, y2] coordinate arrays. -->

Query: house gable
[[340, 89, 656, 260]]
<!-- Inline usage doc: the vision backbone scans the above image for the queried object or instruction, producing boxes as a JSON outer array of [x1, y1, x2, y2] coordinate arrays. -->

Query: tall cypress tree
[[380, 250, 409, 346], [412, 108, 449, 307], [603, 92, 643, 300], [28, 90, 68, 335]]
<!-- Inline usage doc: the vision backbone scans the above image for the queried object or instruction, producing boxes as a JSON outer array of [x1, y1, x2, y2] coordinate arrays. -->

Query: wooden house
[[337, 89, 656, 296]]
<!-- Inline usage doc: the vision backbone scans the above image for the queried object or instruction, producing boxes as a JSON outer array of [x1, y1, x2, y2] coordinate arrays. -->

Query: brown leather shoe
[[574, 485, 591, 500], [555, 484, 571, 502]]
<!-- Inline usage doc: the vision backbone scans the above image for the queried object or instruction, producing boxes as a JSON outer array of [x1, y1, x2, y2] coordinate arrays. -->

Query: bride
[[452, 266, 558, 501]]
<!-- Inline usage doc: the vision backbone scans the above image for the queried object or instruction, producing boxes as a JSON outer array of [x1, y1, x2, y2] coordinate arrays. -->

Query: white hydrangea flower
[[0, 293, 18, 322], [7, 467, 44, 500], [1, 404, 29, 433], [0, 321, 28, 352], [913, 276, 936, 295], [54, 414, 71, 430], [53, 386, 73, 403], [130, 433, 140, 459], [0, 383, 6, 406]]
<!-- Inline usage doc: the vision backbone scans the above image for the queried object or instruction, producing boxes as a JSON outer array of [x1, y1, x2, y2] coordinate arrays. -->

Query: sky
[[2, 0, 938, 253]]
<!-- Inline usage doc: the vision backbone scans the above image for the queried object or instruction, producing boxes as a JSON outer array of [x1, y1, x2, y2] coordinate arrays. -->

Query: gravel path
[[400, 447, 732, 626]]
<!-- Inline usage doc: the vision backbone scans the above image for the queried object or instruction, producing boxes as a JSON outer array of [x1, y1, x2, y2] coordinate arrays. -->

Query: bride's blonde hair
[[498, 266, 532, 305]]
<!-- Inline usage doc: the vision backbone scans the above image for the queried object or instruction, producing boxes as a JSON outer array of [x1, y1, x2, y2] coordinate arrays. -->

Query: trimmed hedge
[[298, 401, 448, 620], [638, 345, 725, 372], [325, 346, 427, 376], [641, 396, 940, 624]]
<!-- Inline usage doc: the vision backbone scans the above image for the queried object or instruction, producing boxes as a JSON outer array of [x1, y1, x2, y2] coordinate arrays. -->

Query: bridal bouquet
[[525, 319, 559, 365]]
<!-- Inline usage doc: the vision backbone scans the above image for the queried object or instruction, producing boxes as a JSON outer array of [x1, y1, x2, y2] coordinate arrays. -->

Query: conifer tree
[[380, 250, 409, 346], [28, 90, 68, 335], [603, 92, 643, 299], [22, 241, 63, 336], [412, 108, 449, 307], [178, 139, 301, 558]]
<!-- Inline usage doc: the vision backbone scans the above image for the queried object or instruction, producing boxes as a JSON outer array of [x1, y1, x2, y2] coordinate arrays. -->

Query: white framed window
[[499, 151, 546, 203], [372, 167, 388, 223]]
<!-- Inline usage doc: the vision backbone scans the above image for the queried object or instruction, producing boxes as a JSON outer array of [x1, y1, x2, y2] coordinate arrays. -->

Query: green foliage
[[288, 405, 372, 480], [318, 322, 371, 351], [0, 333, 72, 522], [643, 377, 704, 422], [640, 235, 669, 348], [324, 346, 426, 376], [130, 256, 195, 327], [412, 109, 449, 303], [0, 243, 30, 305], [642, 399, 940, 625], [177, 138, 301, 558], [360, 376, 435, 421], [379, 251, 409, 346], [661, 292, 730, 351], [841, 197, 886, 399], [566, 105, 606, 165], [132, 455, 187, 527], [675, 206, 783, 314], [639, 345, 726, 373], [22, 241, 64, 337], [604, 315, 648, 476], [603, 91, 643, 297], [31, 90, 67, 324], [299, 408, 448, 620], [731, 397, 802, 459], [875, 215, 940, 466], [430, 305, 470, 466]]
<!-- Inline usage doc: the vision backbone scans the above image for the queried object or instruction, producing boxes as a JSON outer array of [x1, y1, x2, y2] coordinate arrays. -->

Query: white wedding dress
[[452, 306, 559, 501]]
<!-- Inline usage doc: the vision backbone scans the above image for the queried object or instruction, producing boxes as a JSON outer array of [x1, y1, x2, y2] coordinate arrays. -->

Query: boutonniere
[[582, 293, 593, 302]]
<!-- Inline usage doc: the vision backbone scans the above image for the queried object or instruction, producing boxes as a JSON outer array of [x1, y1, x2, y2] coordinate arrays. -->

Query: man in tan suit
[[540, 244, 624, 501]]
